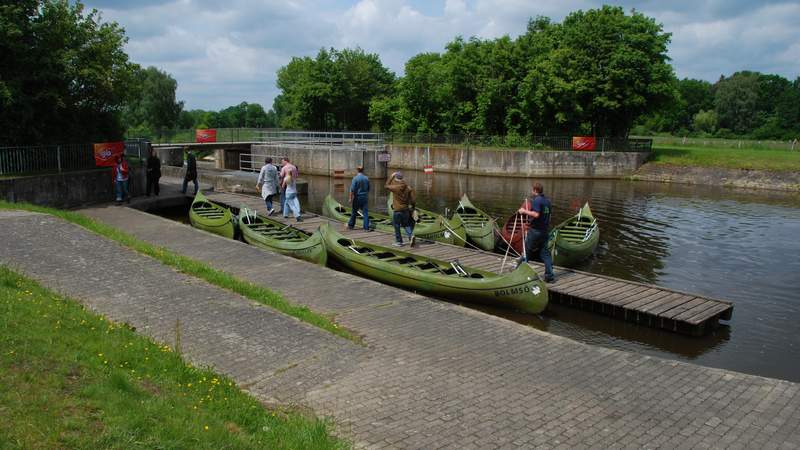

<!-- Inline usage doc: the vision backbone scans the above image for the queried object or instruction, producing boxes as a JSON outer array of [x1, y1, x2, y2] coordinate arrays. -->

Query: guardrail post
[[57, 145, 62, 173]]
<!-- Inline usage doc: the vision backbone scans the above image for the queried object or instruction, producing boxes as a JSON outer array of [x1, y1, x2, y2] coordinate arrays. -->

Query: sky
[[81, 0, 800, 111]]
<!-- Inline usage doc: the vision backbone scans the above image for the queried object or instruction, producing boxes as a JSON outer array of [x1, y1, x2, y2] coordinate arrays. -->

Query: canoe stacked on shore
[[386, 193, 467, 246], [322, 195, 464, 246], [454, 194, 497, 251], [238, 207, 327, 265], [320, 223, 548, 313], [500, 202, 599, 267], [189, 191, 236, 239]]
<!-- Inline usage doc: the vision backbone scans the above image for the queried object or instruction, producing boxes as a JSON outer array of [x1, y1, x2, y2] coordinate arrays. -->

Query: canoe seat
[[392, 257, 417, 265], [373, 252, 396, 259]]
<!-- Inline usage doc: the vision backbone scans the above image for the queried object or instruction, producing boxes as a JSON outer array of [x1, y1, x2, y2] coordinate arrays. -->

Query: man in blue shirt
[[348, 166, 371, 231], [517, 182, 555, 282]]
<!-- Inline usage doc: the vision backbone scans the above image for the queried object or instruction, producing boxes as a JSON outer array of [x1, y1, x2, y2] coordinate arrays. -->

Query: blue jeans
[[283, 192, 301, 218], [523, 228, 554, 280], [181, 177, 198, 195], [280, 189, 286, 212], [264, 194, 275, 212], [115, 180, 128, 202], [348, 195, 370, 230], [393, 210, 413, 243]]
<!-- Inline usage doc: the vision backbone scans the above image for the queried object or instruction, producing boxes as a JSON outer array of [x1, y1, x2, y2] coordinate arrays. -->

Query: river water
[[297, 170, 800, 382]]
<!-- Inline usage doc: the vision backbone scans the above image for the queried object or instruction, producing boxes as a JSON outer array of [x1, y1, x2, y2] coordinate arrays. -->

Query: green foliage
[[123, 66, 184, 130], [0, 0, 136, 144], [692, 110, 717, 134], [356, 7, 675, 137], [0, 266, 348, 449], [275, 47, 395, 130]]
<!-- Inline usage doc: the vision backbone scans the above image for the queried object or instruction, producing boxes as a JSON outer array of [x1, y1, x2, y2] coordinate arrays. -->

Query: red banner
[[572, 136, 596, 151], [196, 129, 217, 143], [93, 142, 125, 166]]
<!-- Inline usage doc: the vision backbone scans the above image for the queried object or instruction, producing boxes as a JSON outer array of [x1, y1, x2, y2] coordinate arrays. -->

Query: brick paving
[[2, 207, 800, 449]]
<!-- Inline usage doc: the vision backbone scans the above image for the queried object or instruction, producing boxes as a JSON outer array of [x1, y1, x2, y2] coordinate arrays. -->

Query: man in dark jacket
[[385, 171, 416, 246], [145, 143, 161, 196], [181, 148, 198, 195]]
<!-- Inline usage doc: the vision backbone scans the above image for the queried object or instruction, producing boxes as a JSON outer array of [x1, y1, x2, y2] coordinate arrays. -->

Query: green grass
[[0, 266, 348, 449], [0, 201, 359, 344], [650, 145, 800, 171]]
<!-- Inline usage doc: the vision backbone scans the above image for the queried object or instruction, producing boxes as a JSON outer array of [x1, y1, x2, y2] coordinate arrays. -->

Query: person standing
[[348, 165, 371, 231], [279, 157, 298, 214], [256, 157, 280, 215], [385, 171, 416, 246], [113, 154, 130, 204], [181, 147, 199, 195], [280, 157, 302, 222], [145, 143, 161, 197], [517, 182, 555, 282]]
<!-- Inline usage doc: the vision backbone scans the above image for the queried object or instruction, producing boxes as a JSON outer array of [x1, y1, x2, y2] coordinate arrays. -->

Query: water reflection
[[301, 171, 800, 382]]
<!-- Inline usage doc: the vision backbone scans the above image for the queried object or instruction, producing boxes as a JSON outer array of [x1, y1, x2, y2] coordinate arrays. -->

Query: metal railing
[[637, 135, 799, 151], [125, 128, 277, 144], [239, 153, 287, 173], [384, 134, 652, 152], [0, 144, 95, 176]]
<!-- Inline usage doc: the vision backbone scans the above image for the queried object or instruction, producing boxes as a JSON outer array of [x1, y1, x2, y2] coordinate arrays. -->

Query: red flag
[[572, 136, 596, 151], [196, 129, 217, 143], [93, 142, 125, 167]]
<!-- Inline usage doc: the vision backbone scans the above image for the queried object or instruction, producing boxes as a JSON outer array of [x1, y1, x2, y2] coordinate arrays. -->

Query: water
[[298, 171, 800, 382]]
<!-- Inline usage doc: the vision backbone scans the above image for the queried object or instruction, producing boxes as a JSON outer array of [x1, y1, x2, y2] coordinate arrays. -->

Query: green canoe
[[454, 194, 497, 251], [322, 195, 462, 246], [386, 193, 467, 246], [189, 191, 235, 239], [237, 207, 327, 266], [320, 223, 547, 313], [550, 202, 600, 267]]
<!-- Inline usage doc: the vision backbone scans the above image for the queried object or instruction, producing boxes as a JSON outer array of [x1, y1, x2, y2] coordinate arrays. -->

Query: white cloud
[[82, 0, 800, 110]]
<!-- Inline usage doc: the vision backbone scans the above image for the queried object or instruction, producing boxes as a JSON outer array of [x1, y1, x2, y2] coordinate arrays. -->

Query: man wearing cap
[[385, 171, 416, 246], [348, 165, 371, 231]]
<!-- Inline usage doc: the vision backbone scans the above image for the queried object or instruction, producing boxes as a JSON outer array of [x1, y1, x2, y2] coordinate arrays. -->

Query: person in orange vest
[[112, 154, 130, 204]]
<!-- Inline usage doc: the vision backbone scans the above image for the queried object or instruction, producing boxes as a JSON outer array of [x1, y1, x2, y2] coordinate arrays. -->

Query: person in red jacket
[[112, 155, 130, 204]]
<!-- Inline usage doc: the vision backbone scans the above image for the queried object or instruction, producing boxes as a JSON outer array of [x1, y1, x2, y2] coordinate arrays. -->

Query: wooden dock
[[204, 191, 734, 336]]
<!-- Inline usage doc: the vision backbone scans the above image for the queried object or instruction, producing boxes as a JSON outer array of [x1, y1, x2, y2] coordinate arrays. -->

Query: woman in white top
[[256, 157, 280, 215]]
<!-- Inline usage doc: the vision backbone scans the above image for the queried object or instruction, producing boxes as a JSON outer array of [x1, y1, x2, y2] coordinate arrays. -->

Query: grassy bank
[[0, 201, 358, 343], [650, 145, 800, 172], [0, 266, 347, 449]]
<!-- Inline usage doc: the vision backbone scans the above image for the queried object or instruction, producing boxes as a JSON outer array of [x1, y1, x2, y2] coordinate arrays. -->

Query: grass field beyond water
[[0, 266, 347, 449], [650, 145, 800, 172]]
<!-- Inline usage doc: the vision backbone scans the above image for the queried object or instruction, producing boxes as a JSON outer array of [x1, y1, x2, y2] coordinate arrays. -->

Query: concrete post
[[57, 146, 62, 173]]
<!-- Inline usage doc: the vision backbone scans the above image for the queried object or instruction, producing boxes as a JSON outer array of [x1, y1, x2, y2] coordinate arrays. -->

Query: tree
[[123, 66, 183, 131], [273, 47, 395, 130], [0, 0, 137, 144], [692, 110, 717, 134], [714, 72, 761, 134], [523, 6, 677, 136]]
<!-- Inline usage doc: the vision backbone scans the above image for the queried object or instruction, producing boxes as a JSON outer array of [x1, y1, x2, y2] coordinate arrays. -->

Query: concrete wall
[[160, 165, 308, 195], [386, 144, 649, 178], [250, 145, 389, 178], [0, 167, 146, 208]]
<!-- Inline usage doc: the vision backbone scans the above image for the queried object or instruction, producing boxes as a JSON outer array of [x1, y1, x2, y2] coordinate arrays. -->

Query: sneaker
[[545, 276, 555, 283], [267, 208, 275, 216], [347, 226, 355, 230], [392, 242, 405, 247], [296, 217, 303, 222], [409, 235, 416, 247], [283, 215, 289, 219]]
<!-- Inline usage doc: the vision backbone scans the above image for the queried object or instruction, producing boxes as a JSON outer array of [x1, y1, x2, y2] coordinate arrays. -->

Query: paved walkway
[[2, 207, 799, 449]]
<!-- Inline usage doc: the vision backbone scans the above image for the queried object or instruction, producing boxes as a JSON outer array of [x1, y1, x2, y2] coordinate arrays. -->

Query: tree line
[[273, 6, 798, 139], [0, 0, 275, 145], [2, 2, 797, 146]]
